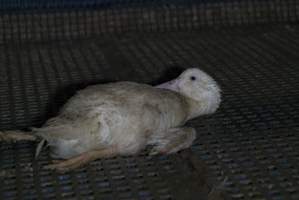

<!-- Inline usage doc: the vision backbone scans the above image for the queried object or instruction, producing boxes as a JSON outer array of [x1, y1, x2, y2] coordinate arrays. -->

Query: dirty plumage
[[1, 68, 221, 172]]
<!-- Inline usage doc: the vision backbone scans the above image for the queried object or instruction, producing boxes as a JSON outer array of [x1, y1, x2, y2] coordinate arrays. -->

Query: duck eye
[[190, 76, 196, 81]]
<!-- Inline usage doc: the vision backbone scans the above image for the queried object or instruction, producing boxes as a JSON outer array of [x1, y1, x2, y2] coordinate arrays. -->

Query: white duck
[[0, 68, 221, 172]]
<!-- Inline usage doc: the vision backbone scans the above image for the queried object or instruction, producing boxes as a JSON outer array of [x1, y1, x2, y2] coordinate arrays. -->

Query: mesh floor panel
[[1, 25, 299, 199]]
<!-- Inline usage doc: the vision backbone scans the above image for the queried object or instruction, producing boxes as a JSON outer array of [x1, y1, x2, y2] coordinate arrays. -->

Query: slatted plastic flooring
[[1, 25, 299, 200]]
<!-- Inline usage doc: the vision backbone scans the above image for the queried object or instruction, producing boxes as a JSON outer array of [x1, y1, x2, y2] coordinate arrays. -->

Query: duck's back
[[37, 82, 189, 158]]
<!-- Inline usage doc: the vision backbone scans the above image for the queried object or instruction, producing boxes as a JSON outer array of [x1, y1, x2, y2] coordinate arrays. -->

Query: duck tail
[[35, 139, 47, 158]]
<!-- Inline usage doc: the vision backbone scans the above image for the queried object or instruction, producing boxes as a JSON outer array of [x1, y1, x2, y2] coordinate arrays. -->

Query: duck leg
[[148, 127, 196, 155], [45, 146, 117, 172], [0, 130, 37, 142]]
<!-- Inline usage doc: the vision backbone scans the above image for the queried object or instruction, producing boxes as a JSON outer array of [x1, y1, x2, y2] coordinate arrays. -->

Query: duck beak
[[155, 78, 180, 92]]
